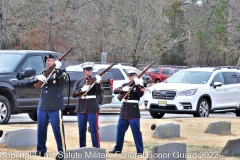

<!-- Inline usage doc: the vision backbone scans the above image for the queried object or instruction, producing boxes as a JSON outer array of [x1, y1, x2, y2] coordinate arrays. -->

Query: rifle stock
[[34, 47, 74, 90], [117, 60, 156, 101], [77, 61, 118, 98]]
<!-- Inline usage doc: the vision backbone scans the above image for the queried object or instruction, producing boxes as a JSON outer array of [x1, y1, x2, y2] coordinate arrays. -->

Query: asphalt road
[[7, 110, 236, 124]]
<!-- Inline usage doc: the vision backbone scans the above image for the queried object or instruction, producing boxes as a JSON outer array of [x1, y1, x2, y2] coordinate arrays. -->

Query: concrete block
[[148, 142, 186, 160], [0, 128, 37, 148], [204, 121, 231, 134], [99, 124, 117, 141], [152, 123, 180, 139], [64, 147, 106, 160], [220, 138, 240, 156]]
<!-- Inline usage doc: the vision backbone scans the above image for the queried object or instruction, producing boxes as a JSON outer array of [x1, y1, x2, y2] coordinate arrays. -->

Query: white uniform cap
[[126, 67, 140, 76], [81, 62, 95, 69]]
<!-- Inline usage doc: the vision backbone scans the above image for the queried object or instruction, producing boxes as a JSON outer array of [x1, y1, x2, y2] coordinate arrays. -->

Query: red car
[[145, 67, 155, 77], [151, 67, 179, 83]]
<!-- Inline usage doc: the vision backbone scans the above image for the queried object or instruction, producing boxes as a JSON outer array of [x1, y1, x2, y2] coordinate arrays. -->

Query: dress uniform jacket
[[30, 69, 66, 110], [72, 76, 101, 113], [114, 83, 145, 118]]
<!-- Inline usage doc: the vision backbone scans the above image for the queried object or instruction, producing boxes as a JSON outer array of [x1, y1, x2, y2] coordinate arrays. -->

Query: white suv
[[145, 67, 240, 118]]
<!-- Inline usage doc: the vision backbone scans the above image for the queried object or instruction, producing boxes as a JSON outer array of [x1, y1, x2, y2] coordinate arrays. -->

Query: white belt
[[80, 95, 96, 99], [124, 100, 138, 103]]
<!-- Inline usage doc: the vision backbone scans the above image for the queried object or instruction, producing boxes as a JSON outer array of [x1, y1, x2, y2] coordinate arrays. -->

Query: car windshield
[[0, 53, 24, 72], [165, 71, 212, 84]]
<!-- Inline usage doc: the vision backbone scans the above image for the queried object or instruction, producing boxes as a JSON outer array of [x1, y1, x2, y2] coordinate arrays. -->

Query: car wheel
[[194, 98, 210, 117], [150, 111, 165, 118], [0, 95, 11, 124], [28, 112, 37, 121], [155, 79, 161, 83], [69, 110, 77, 115], [144, 83, 147, 87], [236, 109, 240, 117]]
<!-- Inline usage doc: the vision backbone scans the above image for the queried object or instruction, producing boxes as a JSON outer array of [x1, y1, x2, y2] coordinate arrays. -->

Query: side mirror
[[17, 68, 36, 80], [213, 82, 222, 89]]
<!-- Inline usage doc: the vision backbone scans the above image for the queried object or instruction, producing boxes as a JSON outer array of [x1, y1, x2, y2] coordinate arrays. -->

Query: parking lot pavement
[[99, 103, 145, 113], [139, 103, 145, 111]]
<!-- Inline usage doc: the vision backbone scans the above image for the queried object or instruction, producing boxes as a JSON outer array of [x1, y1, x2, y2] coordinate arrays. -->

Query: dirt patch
[[1, 117, 240, 160]]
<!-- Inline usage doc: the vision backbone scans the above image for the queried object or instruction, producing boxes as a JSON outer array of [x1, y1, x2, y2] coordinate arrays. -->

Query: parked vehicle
[[0, 50, 113, 124], [145, 68, 155, 77], [145, 66, 240, 118], [151, 67, 179, 83], [142, 74, 152, 85], [93, 64, 147, 109]]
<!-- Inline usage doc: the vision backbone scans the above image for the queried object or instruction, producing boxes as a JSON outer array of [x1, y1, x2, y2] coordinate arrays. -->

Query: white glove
[[55, 60, 62, 69], [36, 75, 46, 82], [122, 86, 130, 92], [95, 75, 101, 83], [81, 85, 90, 92], [134, 77, 140, 85]]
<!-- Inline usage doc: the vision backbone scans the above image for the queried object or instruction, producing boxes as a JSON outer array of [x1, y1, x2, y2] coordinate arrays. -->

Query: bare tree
[[2, 0, 240, 67]]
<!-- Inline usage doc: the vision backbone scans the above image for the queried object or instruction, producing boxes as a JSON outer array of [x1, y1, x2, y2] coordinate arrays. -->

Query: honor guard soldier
[[72, 62, 102, 148], [109, 67, 145, 154], [30, 54, 66, 159]]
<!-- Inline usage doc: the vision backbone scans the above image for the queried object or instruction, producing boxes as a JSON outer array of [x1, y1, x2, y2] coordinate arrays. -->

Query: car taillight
[[109, 78, 114, 91]]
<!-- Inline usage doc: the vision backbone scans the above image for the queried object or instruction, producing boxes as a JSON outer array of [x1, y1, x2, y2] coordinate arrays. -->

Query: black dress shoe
[[30, 151, 46, 157], [109, 149, 121, 154]]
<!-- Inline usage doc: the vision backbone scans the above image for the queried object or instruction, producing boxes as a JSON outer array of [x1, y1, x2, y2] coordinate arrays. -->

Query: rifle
[[34, 47, 74, 90], [77, 61, 118, 98], [117, 60, 156, 101]]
